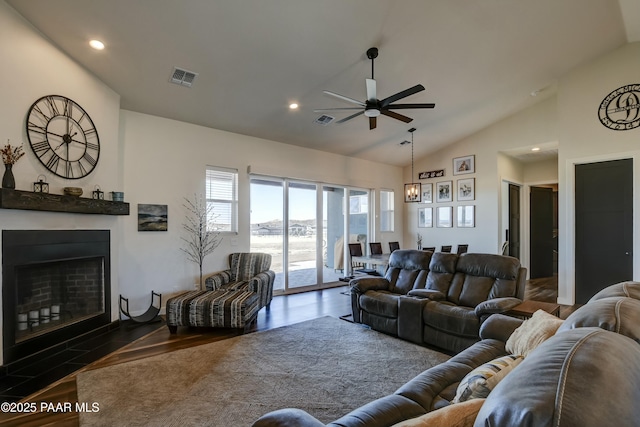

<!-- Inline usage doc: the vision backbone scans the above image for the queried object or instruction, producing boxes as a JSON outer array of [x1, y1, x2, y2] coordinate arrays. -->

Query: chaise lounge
[[166, 252, 275, 332]]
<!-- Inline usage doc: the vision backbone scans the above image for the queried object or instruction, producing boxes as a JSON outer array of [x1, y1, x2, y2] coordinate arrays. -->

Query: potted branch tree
[[181, 195, 223, 290]]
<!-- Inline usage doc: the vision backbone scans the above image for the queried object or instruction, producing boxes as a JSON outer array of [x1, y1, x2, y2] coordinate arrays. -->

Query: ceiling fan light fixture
[[364, 109, 380, 118]]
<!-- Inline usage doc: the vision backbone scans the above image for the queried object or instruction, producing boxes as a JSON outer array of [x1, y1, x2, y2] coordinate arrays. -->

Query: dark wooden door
[[575, 159, 633, 303], [530, 186, 554, 279], [508, 184, 520, 259]]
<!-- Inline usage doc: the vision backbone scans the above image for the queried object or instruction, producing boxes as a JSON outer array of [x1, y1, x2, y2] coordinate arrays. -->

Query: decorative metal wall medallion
[[598, 84, 640, 131]]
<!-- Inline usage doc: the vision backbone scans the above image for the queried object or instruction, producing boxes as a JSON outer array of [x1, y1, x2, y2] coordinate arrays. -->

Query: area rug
[[77, 316, 450, 427]]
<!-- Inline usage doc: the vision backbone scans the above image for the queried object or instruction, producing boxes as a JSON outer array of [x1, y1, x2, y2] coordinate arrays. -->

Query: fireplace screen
[[14, 257, 105, 343]]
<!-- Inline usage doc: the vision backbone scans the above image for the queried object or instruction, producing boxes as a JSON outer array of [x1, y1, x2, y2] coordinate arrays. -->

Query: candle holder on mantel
[[33, 174, 49, 193], [92, 185, 104, 200]]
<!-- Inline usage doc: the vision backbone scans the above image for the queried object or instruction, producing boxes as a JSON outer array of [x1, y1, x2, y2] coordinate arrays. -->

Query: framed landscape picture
[[437, 206, 453, 228], [418, 207, 433, 228], [138, 204, 168, 231], [453, 155, 475, 175], [422, 183, 433, 203], [457, 178, 475, 201], [436, 181, 453, 202]]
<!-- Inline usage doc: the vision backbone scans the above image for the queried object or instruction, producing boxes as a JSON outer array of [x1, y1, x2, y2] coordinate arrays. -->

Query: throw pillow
[[391, 398, 485, 427], [505, 309, 564, 356], [452, 355, 523, 403]]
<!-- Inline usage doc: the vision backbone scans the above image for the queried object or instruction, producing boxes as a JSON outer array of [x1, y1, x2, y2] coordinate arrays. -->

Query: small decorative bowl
[[63, 187, 83, 197]]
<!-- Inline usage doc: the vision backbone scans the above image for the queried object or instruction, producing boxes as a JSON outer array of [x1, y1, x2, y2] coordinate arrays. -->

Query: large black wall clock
[[26, 95, 100, 179]]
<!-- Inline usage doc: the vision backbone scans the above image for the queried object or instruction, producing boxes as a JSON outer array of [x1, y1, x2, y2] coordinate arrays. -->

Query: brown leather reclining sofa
[[350, 249, 526, 353]]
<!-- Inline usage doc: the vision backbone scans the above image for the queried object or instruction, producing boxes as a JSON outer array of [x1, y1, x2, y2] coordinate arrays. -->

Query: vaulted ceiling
[[7, 0, 639, 166]]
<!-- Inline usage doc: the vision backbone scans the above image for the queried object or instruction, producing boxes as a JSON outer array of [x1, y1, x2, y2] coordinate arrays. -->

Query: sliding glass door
[[250, 176, 370, 294], [287, 182, 317, 289], [250, 178, 285, 292], [323, 185, 346, 282]]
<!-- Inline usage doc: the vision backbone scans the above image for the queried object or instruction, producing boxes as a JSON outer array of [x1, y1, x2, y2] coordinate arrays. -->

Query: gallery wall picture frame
[[418, 207, 433, 228], [453, 155, 475, 175], [436, 181, 453, 202], [422, 183, 433, 203], [457, 205, 475, 228], [138, 204, 168, 231], [457, 178, 475, 201], [437, 206, 453, 228]]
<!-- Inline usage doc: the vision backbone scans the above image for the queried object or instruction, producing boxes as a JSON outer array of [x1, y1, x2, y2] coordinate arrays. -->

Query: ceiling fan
[[315, 47, 435, 130]]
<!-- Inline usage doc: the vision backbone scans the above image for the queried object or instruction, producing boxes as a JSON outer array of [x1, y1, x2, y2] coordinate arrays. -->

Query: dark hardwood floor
[[0, 278, 576, 427]]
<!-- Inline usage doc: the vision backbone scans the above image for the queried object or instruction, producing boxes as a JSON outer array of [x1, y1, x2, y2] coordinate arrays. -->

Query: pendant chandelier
[[404, 127, 421, 203]]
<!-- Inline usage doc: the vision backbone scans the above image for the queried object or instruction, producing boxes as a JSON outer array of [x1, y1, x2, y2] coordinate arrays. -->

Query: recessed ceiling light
[[531, 147, 541, 151], [289, 103, 299, 110], [89, 40, 105, 50]]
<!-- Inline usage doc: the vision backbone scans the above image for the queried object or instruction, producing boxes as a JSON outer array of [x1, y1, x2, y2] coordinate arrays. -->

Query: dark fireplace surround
[[2, 230, 111, 365]]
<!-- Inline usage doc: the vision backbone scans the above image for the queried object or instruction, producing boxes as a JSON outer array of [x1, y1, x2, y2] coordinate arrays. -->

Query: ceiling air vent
[[314, 115, 334, 125], [170, 67, 198, 87]]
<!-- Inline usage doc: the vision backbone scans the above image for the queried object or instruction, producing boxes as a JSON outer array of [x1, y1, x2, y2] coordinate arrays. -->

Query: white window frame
[[206, 165, 238, 233], [380, 189, 395, 232]]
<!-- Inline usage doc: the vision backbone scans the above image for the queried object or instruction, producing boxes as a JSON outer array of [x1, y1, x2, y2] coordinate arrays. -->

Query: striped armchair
[[204, 252, 275, 310]]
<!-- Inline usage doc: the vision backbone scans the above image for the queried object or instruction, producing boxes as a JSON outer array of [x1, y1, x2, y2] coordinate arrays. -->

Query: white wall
[[404, 97, 558, 255], [405, 42, 640, 305], [557, 42, 640, 304], [119, 111, 403, 308], [0, 1, 403, 365], [0, 2, 123, 364]]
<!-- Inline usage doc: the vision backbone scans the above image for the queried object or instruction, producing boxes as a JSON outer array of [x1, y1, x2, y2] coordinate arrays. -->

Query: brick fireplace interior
[[2, 230, 111, 366]]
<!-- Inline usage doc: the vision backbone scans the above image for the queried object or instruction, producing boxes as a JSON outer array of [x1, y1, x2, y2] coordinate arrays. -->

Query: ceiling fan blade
[[313, 107, 363, 112], [335, 110, 364, 124], [366, 79, 377, 102], [323, 90, 366, 107], [387, 103, 436, 109], [369, 116, 377, 130], [380, 84, 425, 108], [380, 109, 413, 123]]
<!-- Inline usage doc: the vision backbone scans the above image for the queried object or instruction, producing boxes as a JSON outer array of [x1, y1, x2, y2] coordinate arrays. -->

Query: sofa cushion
[[360, 291, 399, 318], [588, 281, 640, 302], [557, 296, 640, 343], [384, 250, 432, 294], [391, 398, 485, 427], [423, 301, 480, 337], [448, 254, 519, 307], [477, 328, 640, 427], [505, 309, 563, 357], [425, 253, 459, 294], [452, 355, 523, 403], [392, 269, 421, 295], [228, 252, 272, 281]]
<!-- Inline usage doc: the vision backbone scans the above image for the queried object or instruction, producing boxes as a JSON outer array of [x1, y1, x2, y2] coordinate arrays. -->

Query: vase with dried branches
[[1, 140, 25, 189], [180, 195, 223, 290]]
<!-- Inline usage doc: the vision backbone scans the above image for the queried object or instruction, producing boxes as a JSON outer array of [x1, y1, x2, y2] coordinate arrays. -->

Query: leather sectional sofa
[[253, 281, 640, 427], [350, 250, 526, 353]]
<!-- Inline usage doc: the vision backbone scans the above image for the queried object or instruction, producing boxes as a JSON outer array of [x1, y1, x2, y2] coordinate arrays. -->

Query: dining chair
[[440, 245, 452, 253], [369, 242, 383, 255], [456, 244, 469, 255], [423, 246, 436, 252], [389, 241, 400, 252], [348, 243, 364, 269]]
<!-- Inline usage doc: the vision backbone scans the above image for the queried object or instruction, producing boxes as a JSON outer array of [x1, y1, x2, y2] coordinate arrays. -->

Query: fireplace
[[2, 230, 111, 365]]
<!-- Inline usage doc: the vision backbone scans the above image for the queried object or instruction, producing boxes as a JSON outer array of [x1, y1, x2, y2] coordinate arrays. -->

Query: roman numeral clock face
[[26, 95, 100, 179]]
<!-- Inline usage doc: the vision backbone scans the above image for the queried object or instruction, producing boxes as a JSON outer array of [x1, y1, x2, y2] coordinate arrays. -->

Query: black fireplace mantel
[[0, 189, 129, 215]]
